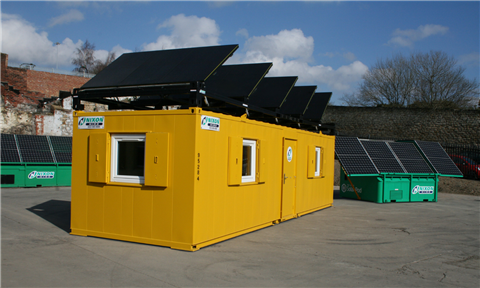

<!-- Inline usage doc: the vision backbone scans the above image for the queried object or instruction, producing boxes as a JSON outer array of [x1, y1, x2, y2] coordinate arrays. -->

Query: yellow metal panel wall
[[71, 110, 196, 250], [71, 108, 334, 251], [88, 133, 109, 183], [227, 136, 242, 185], [258, 139, 267, 183], [192, 112, 284, 245], [145, 132, 169, 187], [295, 132, 335, 215], [169, 111, 196, 246], [86, 184, 104, 232]]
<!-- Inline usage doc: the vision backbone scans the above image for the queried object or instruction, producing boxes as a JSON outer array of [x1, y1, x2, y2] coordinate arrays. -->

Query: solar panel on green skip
[[1, 134, 21, 163], [16, 135, 54, 163], [387, 142, 433, 174], [361, 140, 405, 173], [414, 140, 463, 176], [81, 45, 239, 89], [335, 137, 378, 175]]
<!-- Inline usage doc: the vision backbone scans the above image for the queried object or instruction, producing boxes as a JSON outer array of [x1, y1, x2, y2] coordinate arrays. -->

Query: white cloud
[[1, 13, 129, 69], [236, 28, 249, 39], [458, 52, 480, 66], [387, 24, 449, 47], [245, 29, 314, 62], [48, 9, 84, 27], [229, 29, 368, 92], [143, 14, 221, 51]]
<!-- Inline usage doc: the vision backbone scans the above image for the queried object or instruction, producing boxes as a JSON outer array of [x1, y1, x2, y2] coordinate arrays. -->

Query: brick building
[[1, 53, 91, 135]]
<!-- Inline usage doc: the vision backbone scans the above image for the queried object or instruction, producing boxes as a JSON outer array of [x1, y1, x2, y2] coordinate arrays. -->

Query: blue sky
[[2, 1, 479, 105]]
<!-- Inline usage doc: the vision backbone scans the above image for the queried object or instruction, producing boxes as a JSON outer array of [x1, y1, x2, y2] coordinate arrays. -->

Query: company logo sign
[[28, 171, 55, 179], [341, 183, 363, 194], [411, 185, 434, 195], [200, 115, 220, 131], [287, 147, 293, 162], [78, 116, 104, 129]]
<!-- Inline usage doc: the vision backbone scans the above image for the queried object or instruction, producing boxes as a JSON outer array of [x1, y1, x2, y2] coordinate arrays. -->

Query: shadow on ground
[[27, 200, 71, 233]]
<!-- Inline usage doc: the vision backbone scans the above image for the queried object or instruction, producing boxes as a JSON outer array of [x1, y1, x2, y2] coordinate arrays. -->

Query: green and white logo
[[411, 185, 434, 194], [287, 147, 293, 162], [201, 115, 220, 131], [78, 116, 104, 129], [28, 171, 55, 179]]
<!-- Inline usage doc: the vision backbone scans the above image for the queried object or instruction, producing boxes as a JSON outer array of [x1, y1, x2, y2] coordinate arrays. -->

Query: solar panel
[[335, 136, 367, 155], [415, 141, 463, 176], [388, 142, 424, 160], [361, 140, 405, 173], [361, 141, 396, 159], [335, 137, 378, 175], [338, 155, 379, 175], [205, 63, 271, 100], [303, 92, 332, 122], [388, 142, 433, 174], [16, 135, 54, 163], [49, 136, 72, 163], [248, 77, 297, 109], [81, 45, 239, 89], [1, 134, 21, 162], [279, 86, 316, 116]]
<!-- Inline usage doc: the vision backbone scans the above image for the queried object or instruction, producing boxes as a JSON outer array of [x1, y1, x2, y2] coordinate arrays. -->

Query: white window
[[242, 139, 257, 183], [111, 134, 145, 184], [315, 147, 321, 177]]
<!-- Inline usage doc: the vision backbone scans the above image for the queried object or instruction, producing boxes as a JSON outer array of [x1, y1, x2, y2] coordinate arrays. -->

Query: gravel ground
[[334, 160, 480, 196]]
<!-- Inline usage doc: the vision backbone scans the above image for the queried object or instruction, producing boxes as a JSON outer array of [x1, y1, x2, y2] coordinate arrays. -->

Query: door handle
[[284, 173, 288, 184]]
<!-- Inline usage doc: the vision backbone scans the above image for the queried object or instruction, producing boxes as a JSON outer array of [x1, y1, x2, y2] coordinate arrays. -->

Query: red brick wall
[[26, 70, 90, 97], [2, 53, 90, 98]]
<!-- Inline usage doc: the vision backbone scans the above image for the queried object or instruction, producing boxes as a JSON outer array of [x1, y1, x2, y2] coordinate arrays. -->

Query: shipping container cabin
[[69, 45, 335, 251]]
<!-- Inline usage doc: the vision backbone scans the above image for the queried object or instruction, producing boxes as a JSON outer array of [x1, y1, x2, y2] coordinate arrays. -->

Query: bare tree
[[343, 51, 479, 109], [72, 40, 96, 73], [90, 51, 116, 75], [72, 40, 116, 75], [409, 51, 478, 109]]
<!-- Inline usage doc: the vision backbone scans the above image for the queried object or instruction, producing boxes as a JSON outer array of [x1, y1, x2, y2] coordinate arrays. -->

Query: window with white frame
[[242, 139, 257, 183], [111, 134, 145, 184], [315, 147, 321, 177]]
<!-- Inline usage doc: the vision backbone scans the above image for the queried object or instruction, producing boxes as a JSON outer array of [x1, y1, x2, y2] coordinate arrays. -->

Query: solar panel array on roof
[[248, 77, 297, 109], [335, 137, 378, 175], [205, 63, 271, 100], [1, 134, 72, 164], [279, 86, 316, 116], [82, 45, 239, 89], [71, 45, 335, 134], [1, 134, 21, 162], [303, 92, 332, 122], [414, 140, 463, 176]]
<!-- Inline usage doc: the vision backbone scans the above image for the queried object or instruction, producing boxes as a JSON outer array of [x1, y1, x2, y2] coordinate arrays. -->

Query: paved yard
[[2, 187, 479, 287]]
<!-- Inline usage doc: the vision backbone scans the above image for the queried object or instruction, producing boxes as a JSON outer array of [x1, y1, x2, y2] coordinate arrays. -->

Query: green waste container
[[340, 169, 438, 203], [1, 163, 26, 188], [1, 163, 71, 188]]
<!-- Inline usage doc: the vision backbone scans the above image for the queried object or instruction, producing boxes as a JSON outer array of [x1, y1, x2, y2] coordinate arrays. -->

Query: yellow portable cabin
[[69, 45, 336, 251]]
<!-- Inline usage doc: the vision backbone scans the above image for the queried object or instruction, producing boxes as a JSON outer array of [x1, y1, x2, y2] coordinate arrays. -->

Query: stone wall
[[323, 106, 480, 145]]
